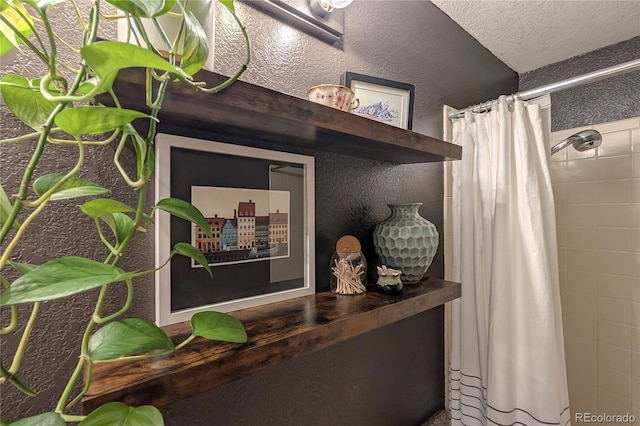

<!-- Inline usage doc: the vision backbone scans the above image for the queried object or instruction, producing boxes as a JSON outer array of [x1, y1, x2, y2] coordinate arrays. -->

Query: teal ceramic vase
[[373, 203, 439, 284]]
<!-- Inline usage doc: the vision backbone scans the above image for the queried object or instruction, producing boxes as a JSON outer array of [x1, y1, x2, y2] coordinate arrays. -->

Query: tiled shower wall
[[552, 116, 640, 416]]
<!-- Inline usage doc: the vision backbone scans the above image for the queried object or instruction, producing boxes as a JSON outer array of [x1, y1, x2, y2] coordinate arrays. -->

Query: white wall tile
[[598, 296, 631, 325], [598, 343, 631, 373], [598, 389, 631, 414], [556, 204, 568, 227], [633, 278, 640, 302], [598, 227, 632, 252], [557, 226, 567, 248], [633, 351, 640, 377], [567, 335, 597, 386], [631, 229, 640, 254], [568, 226, 597, 249], [568, 204, 597, 227], [568, 378, 597, 417], [568, 291, 597, 316], [598, 179, 632, 203], [632, 204, 640, 228], [550, 162, 569, 183], [595, 118, 640, 134], [632, 154, 640, 178], [598, 274, 631, 300], [633, 326, 640, 351], [598, 204, 632, 228], [568, 182, 599, 203], [633, 303, 640, 328], [568, 248, 599, 273], [566, 313, 597, 340], [633, 179, 640, 203], [599, 320, 631, 349], [598, 367, 631, 396], [598, 156, 633, 180], [598, 251, 632, 276], [599, 130, 632, 157], [567, 158, 597, 182], [444, 196, 452, 236], [553, 183, 568, 204], [568, 268, 597, 294]]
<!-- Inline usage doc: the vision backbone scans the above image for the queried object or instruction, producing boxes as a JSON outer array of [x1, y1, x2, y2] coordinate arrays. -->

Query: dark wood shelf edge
[[105, 69, 461, 164], [83, 278, 461, 412]]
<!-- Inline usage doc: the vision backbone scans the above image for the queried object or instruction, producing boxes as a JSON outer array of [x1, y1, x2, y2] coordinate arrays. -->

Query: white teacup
[[307, 84, 360, 112]]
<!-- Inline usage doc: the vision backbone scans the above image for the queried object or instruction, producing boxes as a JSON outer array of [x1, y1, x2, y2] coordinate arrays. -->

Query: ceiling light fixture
[[309, 0, 353, 18]]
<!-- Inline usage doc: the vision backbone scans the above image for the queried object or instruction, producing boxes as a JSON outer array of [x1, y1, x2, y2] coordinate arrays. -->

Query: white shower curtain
[[449, 95, 570, 425]]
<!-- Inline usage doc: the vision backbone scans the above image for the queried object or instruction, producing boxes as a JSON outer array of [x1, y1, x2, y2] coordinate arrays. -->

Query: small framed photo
[[345, 72, 415, 130], [155, 134, 315, 326]]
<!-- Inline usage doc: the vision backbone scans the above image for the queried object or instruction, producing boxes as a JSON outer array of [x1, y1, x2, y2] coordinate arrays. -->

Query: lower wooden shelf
[[82, 277, 461, 412]]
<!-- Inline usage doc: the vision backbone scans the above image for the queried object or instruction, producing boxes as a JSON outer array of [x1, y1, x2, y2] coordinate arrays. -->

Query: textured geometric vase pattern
[[373, 203, 439, 284]]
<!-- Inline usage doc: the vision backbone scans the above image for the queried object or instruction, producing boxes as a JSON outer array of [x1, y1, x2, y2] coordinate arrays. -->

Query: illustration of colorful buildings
[[237, 200, 256, 250], [269, 209, 288, 246], [194, 199, 288, 263], [255, 216, 269, 250], [195, 215, 224, 252], [220, 218, 237, 250]]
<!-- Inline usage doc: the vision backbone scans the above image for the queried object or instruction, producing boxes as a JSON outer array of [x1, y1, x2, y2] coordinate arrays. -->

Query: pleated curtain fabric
[[449, 95, 571, 425]]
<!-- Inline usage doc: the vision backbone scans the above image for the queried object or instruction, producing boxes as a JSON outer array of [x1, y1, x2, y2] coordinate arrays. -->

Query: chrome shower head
[[551, 129, 602, 156]]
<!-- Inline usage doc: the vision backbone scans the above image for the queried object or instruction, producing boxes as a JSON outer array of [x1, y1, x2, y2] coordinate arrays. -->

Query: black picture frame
[[344, 72, 415, 130]]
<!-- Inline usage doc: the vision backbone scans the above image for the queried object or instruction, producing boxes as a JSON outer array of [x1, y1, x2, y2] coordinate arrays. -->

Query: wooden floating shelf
[[106, 68, 461, 164], [83, 278, 460, 412]]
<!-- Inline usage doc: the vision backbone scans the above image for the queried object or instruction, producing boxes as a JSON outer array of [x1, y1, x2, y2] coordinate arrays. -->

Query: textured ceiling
[[430, 0, 640, 73]]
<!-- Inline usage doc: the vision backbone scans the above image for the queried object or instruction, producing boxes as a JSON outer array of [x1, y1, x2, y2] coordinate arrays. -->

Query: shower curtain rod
[[448, 58, 640, 120]]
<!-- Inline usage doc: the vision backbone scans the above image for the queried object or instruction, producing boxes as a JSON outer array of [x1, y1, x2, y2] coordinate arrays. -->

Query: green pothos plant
[[0, 0, 251, 424]]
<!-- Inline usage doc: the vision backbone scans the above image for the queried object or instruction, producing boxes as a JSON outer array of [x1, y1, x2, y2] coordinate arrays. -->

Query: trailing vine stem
[[2, 1, 252, 423]]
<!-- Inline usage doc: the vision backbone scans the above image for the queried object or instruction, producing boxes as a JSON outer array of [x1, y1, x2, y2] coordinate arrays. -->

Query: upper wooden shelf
[[83, 278, 460, 412], [107, 68, 461, 164]]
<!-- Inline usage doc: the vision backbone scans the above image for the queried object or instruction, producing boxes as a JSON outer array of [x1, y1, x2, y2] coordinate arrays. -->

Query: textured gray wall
[[519, 36, 640, 131], [0, 0, 516, 424]]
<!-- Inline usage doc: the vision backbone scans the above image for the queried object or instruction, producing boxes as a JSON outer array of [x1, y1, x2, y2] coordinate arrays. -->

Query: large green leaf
[[80, 199, 135, 219], [0, 182, 19, 230], [9, 412, 65, 426], [105, 0, 175, 17], [54, 106, 151, 137], [173, 242, 211, 277], [80, 402, 164, 426], [33, 173, 111, 201], [179, 8, 208, 76], [0, 0, 34, 56], [100, 212, 134, 246], [156, 198, 212, 239], [81, 41, 190, 80], [0, 74, 56, 130], [89, 318, 174, 361], [191, 311, 247, 343], [0, 257, 131, 306]]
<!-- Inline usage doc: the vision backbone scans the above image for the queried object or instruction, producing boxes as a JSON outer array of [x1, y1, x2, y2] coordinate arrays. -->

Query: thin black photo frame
[[344, 71, 415, 130]]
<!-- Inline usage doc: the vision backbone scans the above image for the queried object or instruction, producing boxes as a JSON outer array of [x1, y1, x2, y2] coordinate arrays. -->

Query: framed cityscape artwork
[[344, 71, 415, 130], [155, 134, 315, 326]]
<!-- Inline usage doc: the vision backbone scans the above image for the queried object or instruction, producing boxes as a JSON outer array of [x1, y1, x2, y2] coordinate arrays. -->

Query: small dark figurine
[[376, 265, 403, 295]]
